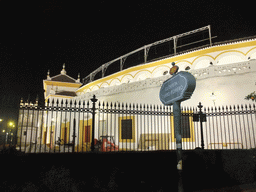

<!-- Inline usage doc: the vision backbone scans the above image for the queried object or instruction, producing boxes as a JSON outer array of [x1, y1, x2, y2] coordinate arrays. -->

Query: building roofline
[[77, 37, 256, 93]]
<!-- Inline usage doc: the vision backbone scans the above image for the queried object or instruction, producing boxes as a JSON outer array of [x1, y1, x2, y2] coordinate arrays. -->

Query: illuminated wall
[[76, 39, 256, 107]]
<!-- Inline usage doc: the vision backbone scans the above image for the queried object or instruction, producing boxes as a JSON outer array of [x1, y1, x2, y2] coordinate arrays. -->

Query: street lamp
[[0, 119, 4, 144], [8, 121, 15, 128], [193, 102, 207, 149], [7, 121, 15, 144]]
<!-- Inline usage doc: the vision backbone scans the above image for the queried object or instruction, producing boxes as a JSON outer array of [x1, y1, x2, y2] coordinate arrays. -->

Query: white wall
[[86, 69, 256, 108]]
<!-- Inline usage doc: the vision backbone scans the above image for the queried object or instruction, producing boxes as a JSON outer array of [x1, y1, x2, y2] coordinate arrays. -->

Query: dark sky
[[1, 0, 256, 102]]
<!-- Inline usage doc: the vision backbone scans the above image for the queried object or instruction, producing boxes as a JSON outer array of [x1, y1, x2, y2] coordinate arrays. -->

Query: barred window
[[119, 116, 135, 142], [121, 119, 133, 140]]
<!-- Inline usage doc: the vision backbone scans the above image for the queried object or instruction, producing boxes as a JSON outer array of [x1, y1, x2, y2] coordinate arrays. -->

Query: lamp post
[[193, 103, 207, 149], [8, 121, 15, 144], [0, 119, 3, 145]]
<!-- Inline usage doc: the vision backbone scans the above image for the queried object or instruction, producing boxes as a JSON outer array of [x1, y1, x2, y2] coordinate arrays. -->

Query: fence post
[[72, 118, 76, 153], [91, 95, 98, 152], [198, 102, 205, 149]]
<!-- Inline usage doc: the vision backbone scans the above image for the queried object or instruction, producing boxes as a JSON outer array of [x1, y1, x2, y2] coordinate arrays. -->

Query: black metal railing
[[0, 95, 20, 151], [15, 96, 256, 153]]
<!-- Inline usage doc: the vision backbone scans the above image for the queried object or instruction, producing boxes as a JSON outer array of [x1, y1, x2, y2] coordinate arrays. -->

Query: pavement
[[195, 182, 256, 192]]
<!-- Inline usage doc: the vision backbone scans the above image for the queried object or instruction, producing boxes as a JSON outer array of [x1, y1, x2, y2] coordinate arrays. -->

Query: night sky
[[1, 0, 256, 102]]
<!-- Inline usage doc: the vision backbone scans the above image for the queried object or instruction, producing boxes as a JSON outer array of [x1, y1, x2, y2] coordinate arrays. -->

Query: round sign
[[170, 65, 179, 75]]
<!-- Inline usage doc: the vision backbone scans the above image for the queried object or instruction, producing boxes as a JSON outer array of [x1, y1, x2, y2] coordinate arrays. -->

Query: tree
[[245, 91, 256, 102]]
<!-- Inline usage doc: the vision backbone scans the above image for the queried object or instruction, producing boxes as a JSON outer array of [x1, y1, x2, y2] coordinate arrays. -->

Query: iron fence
[[14, 96, 256, 153], [0, 95, 20, 150]]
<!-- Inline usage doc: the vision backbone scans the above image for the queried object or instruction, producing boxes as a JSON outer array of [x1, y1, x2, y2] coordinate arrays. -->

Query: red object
[[170, 65, 178, 75], [101, 137, 119, 152]]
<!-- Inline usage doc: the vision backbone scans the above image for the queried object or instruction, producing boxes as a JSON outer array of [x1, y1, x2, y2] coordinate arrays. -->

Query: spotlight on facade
[[163, 71, 168, 75]]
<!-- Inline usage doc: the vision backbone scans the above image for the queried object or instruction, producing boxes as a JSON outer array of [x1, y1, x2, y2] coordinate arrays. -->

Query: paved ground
[[195, 182, 256, 192]]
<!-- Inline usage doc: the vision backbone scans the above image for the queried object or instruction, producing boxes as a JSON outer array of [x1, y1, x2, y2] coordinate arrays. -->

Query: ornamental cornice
[[76, 59, 256, 100]]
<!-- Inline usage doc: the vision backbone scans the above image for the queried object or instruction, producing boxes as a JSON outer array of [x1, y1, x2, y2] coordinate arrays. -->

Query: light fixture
[[185, 66, 190, 70], [210, 92, 216, 106], [163, 71, 168, 75], [8, 121, 15, 127]]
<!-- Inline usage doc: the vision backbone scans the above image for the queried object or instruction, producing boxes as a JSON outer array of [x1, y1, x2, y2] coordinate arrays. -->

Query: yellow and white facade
[[43, 63, 82, 102], [24, 37, 256, 152], [74, 38, 256, 107]]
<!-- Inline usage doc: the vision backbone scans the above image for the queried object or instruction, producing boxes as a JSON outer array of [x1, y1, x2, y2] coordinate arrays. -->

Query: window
[[119, 116, 135, 142], [121, 119, 133, 139], [79, 119, 92, 148], [43, 131, 47, 144], [84, 126, 91, 143], [99, 120, 107, 137], [163, 71, 168, 75], [171, 111, 194, 142]]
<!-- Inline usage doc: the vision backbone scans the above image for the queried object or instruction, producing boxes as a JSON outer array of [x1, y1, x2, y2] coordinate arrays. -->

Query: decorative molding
[[77, 41, 256, 93], [77, 59, 256, 100]]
